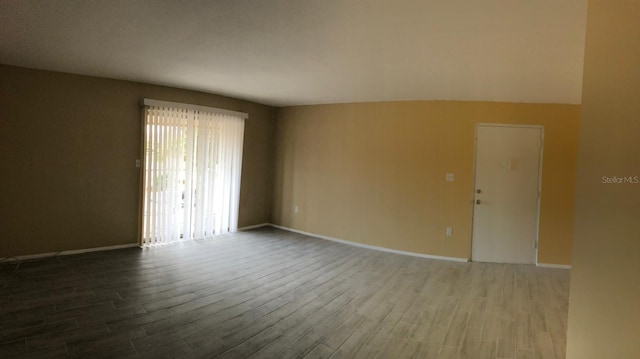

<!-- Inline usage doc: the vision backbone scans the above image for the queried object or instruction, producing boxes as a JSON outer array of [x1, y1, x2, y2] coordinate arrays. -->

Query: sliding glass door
[[140, 101, 245, 246]]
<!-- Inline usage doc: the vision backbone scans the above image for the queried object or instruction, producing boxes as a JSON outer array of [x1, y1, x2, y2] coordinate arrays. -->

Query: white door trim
[[470, 123, 545, 264]]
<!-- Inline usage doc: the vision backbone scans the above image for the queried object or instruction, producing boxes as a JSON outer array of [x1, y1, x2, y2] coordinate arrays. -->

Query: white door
[[471, 125, 543, 264]]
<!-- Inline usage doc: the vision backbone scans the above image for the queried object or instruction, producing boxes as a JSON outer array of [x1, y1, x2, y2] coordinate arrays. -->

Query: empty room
[[1, 1, 638, 359]]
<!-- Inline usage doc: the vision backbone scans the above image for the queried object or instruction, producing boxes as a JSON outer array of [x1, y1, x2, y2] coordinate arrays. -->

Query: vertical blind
[[141, 102, 245, 246]]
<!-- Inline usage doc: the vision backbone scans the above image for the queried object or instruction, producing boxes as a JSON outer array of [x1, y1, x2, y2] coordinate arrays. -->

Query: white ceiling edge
[[0, 0, 588, 107]]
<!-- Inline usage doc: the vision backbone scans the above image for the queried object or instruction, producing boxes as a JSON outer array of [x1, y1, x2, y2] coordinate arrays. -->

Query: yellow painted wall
[[273, 101, 580, 264], [567, 1, 640, 358], [0, 65, 275, 258]]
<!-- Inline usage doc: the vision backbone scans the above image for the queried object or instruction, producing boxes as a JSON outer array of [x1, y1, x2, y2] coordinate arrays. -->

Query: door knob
[[476, 199, 481, 204]]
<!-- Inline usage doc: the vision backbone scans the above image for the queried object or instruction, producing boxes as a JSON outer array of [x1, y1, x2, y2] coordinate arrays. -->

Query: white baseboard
[[537, 263, 572, 269], [269, 224, 469, 263], [238, 223, 270, 231], [1, 243, 140, 263]]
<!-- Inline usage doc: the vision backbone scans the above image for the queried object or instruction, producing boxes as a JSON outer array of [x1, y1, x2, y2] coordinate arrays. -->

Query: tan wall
[[273, 101, 580, 264], [567, 1, 640, 358], [0, 65, 275, 258]]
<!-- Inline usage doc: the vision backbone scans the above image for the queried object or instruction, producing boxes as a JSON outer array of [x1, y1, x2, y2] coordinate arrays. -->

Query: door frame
[[470, 123, 545, 264]]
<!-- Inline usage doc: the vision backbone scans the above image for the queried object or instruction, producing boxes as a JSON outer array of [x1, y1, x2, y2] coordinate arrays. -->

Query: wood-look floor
[[0, 227, 570, 359]]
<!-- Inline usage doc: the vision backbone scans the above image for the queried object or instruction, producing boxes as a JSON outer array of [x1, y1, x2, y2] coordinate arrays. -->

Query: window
[[140, 99, 246, 246]]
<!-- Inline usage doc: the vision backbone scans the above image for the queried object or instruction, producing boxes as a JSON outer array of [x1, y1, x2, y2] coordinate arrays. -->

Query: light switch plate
[[445, 173, 455, 182]]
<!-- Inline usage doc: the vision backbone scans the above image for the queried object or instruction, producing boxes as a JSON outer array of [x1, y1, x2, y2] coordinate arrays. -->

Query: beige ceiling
[[0, 0, 588, 106]]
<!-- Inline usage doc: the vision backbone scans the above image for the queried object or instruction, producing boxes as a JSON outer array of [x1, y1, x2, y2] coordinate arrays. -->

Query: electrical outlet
[[294, 206, 299, 214], [446, 227, 453, 236], [136, 159, 141, 168], [445, 173, 455, 182]]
